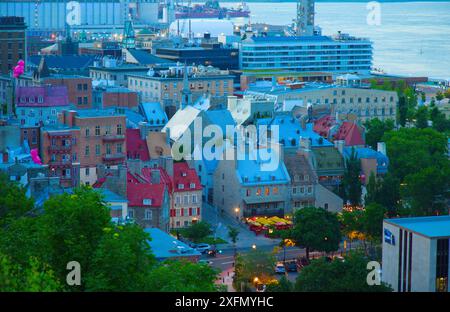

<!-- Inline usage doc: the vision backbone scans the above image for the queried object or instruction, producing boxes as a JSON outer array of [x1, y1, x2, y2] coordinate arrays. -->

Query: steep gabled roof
[[333, 122, 365, 146], [173, 162, 202, 192], [126, 129, 150, 161]]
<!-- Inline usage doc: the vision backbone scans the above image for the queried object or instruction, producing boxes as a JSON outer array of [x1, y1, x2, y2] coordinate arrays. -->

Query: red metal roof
[[333, 122, 365, 146], [126, 129, 150, 161], [313, 115, 334, 138], [127, 181, 165, 208], [173, 162, 202, 192]]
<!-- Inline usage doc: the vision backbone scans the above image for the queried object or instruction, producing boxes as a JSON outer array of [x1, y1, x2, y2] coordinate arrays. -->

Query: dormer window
[[190, 183, 196, 189], [143, 198, 152, 205], [178, 184, 184, 189], [181, 172, 187, 177]]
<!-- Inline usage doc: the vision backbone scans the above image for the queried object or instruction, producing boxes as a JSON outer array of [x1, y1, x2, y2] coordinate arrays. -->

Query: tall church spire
[[180, 63, 191, 110]]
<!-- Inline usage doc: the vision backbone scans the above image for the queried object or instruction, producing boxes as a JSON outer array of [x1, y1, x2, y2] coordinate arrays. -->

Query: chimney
[[377, 142, 386, 155], [334, 140, 345, 155], [66, 110, 76, 127], [162, 156, 174, 178], [165, 128, 171, 147], [138, 121, 149, 140], [300, 117, 306, 130], [151, 169, 161, 184]]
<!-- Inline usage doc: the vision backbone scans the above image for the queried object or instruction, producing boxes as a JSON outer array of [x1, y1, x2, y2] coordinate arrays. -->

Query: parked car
[[255, 283, 266, 292], [195, 243, 211, 254], [285, 260, 298, 272], [275, 262, 286, 274]]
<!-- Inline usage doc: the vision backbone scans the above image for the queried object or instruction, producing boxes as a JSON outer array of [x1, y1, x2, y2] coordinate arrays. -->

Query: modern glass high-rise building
[[240, 33, 373, 75]]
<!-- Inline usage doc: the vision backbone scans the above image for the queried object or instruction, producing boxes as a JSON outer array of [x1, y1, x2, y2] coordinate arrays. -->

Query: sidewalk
[[215, 267, 236, 292], [202, 201, 281, 250]]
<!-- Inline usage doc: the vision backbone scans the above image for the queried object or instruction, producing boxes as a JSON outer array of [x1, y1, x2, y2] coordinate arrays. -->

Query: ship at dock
[[175, 1, 250, 19]]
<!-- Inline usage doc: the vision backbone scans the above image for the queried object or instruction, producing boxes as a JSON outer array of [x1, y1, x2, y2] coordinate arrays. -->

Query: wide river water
[[213, 1, 450, 79]]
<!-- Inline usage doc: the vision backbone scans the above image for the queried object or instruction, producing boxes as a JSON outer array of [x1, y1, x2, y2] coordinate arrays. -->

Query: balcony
[[102, 134, 125, 142], [103, 153, 126, 162], [48, 145, 72, 152]]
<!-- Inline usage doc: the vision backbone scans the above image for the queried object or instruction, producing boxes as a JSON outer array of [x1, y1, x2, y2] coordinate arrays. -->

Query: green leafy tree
[[364, 118, 395, 150], [376, 173, 401, 217], [146, 260, 220, 292], [415, 106, 429, 129], [444, 88, 450, 99], [38, 186, 112, 286], [421, 92, 426, 103], [291, 207, 341, 260], [0, 173, 35, 227], [342, 147, 362, 206], [361, 203, 386, 242], [436, 91, 444, 102], [266, 275, 293, 292], [84, 224, 156, 291], [233, 249, 276, 291], [403, 163, 450, 216], [228, 226, 239, 259], [365, 172, 378, 205], [294, 251, 392, 292], [383, 128, 449, 216], [383, 127, 448, 182], [183, 221, 212, 243], [365, 173, 400, 217], [430, 106, 450, 133], [397, 95, 408, 127], [0, 253, 61, 292]]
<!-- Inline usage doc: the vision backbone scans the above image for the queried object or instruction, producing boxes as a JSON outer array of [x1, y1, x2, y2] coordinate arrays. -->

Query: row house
[[53, 108, 127, 186], [213, 145, 291, 220], [258, 113, 345, 191], [40, 124, 80, 188], [30, 57, 93, 109], [128, 64, 234, 118], [16, 86, 70, 127], [170, 162, 203, 228]]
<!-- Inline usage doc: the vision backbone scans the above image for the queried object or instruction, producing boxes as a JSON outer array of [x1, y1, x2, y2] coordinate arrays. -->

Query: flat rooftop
[[385, 215, 450, 238]]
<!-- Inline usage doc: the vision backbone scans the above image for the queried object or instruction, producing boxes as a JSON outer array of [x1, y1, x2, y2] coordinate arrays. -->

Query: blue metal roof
[[145, 228, 200, 260], [140, 102, 168, 126], [343, 146, 389, 174], [257, 115, 333, 148], [95, 188, 127, 203], [28, 55, 96, 70], [203, 109, 236, 134], [386, 216, 450, 238], [236, 147, 291, 186]]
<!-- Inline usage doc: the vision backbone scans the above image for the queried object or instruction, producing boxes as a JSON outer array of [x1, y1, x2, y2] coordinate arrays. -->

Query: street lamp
[[234, 207, 240, 221], [252, 244, 256, 250]]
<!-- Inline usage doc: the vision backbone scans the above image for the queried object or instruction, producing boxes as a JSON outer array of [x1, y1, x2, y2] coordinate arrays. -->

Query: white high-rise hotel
[[240, 0, 373, 75]]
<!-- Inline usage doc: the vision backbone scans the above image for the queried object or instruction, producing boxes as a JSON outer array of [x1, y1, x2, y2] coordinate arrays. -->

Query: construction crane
[[176, 0, 192, 39]]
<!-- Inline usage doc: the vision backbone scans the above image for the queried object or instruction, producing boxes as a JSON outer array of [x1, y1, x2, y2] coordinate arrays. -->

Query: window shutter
[[181, 208, 184, 217], [197, 207, 200, 216], [189, 208, 192, 216]]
